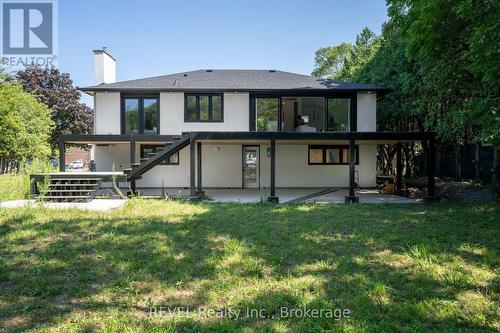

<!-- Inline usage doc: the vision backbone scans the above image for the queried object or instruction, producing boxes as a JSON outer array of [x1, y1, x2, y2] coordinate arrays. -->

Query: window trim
[[184, 93, 224, 123], [308, 145, 359, 165], [140, 144, 179, 165], [121, 94, 160, 134]]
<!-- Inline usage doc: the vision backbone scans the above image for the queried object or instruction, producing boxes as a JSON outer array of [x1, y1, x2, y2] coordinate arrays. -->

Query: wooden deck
[[30, 172, 127, 201], [30, 172, 127, 183]]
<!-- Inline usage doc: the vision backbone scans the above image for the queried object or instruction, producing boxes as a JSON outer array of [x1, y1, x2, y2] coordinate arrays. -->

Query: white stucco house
[[53, 48, 436, 203]]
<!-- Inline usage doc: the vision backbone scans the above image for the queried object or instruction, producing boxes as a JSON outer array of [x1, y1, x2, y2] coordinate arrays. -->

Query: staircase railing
[[126, 134, 191, 181]]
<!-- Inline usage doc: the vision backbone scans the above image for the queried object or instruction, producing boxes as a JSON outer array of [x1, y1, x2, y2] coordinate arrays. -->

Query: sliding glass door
[[326, 98, 350, 131], [143, 98, 159, 134], [123, 96, 159, 134], [252, 96, 351, 132], [124, 98, 140, 134], [255, 98, 280, 132]]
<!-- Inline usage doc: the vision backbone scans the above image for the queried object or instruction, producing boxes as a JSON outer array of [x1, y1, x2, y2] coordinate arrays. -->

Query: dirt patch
[[436, 182, 497, 204]]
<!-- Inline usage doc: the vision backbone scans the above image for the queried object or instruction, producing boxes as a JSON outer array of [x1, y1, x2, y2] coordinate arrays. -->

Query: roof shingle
[[80, 69, 388, 92]]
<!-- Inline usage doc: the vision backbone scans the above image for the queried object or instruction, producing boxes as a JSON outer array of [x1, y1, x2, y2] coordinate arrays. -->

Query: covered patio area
[[189, 131, 436, 203], [56, 131, 437, 204], [133, 187, 418, 203]]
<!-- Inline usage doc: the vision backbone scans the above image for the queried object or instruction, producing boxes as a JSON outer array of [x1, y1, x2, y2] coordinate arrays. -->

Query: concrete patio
[[135, 187, 418, 204]]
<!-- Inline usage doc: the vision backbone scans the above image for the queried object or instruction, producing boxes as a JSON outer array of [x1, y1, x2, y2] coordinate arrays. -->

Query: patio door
[[242, 146, 260, 188]]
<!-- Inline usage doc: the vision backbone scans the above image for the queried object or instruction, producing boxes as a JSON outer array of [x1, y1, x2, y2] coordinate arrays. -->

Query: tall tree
[[0, 82, 54, 172], [15, 65, 93, 153], [312, 1, 499, 178], [312, 43, 352, 78], [340, 27, 382, 81], [387, 0, 500, 147]]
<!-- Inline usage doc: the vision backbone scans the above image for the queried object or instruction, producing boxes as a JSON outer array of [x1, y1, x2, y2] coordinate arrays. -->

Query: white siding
[[91, 89, 379, 189], [356, 144, 377, 187], [137, 147, 191, 188], [93, 91, 376, 135], [137, 145, 243, 188], [201, 144, 243, 187], [260, 144, 376, 187], [94, 143, 130, 171], [160, 92, 249, 134], [129, 143, 377, 188], [357, 92, 377, 132], [94, 92, 121, 134]]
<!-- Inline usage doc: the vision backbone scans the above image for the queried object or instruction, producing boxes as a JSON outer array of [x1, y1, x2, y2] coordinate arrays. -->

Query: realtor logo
[[1, 0, 57, 67]]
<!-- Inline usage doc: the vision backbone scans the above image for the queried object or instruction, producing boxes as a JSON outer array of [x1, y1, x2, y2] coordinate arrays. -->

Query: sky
[[56, 0, 388, 105]]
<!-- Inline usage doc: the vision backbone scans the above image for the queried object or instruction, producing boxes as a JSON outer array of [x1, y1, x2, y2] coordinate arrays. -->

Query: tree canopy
[[0, 82, 54, 166], [15, 66, 93, 152], [312, 0, 500, 148]]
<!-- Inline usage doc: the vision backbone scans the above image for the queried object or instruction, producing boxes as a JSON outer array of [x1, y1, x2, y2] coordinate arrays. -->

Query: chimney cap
[[93, 47, 116, 61]]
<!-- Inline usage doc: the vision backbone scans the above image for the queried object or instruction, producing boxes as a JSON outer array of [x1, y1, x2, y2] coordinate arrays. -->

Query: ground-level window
[[122, 96, 159, 134], [140, 145, 179, 165], [308, 145, 358, 165], [326, 98, 350, 131], [185, 94, 223, 122]]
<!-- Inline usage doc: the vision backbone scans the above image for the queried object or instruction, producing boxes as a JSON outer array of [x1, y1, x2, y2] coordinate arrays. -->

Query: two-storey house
[[57, 48, 436, 203]]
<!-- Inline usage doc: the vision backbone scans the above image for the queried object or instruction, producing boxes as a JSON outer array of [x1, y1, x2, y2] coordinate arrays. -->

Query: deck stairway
[[124, 134, 191, 181], [42, 177, 102, 202]]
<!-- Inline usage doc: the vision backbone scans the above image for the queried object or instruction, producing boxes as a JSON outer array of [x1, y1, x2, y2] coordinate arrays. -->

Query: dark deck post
[[196, 141, 204, 197], [396, 143, 403, 190], [59, 136, 65, 172], [189, 134, 198, 200], [268, 140, 279, 203], [345, 138, 359, 203], [130, 139, 136, 164], [130, 139, 136, 194], [425, 136, 437, 202]]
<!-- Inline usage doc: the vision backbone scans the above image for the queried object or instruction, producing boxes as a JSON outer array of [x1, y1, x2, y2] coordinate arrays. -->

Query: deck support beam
[[196, 141, 204, 197], [345, 138, 359, 203], [59, 137, 65, 172], [268, 140, 279, 203], [425, 137, 437, 202], [189, 134, 198, 200], [130, 140, 136, 194]]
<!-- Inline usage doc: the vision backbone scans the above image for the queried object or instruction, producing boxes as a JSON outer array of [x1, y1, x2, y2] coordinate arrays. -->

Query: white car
[[68, 160, 84, 169]]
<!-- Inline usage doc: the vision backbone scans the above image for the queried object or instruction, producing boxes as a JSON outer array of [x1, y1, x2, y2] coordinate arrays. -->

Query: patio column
[[59, 136, 65, 172], [396, 143, 403, 190], [268, 140, 279, 203], [197, 141, 204, 197], [129, 139, 136, 164], [189, 134, 198, 200], [130, 139, 136, 194], [425, 137, 437, 202], [345, 138, 359, 203]]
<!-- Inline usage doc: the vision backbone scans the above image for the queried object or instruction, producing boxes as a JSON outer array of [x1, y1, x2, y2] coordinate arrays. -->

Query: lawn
[[0, 174, 29, 202], [0, 200, 498, 332]]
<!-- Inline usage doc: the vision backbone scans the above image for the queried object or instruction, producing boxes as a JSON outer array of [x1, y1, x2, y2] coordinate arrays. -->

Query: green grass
[[0, 200, 498, 332], [0, 173, 29, 201]]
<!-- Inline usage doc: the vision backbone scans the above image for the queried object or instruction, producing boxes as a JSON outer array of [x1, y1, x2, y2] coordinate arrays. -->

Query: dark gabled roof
[[80, 69, 388, 93]]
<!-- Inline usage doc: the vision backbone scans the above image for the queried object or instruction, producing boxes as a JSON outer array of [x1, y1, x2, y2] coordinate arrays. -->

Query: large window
[[140, 145, 179, 165], [308, 145, 358, 165], [299, 97, 324, 131], [327, 98, 350, 131], [122, 96, 159, 134], [185, 94, 223, 122], [255, 98, 280, 131]]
